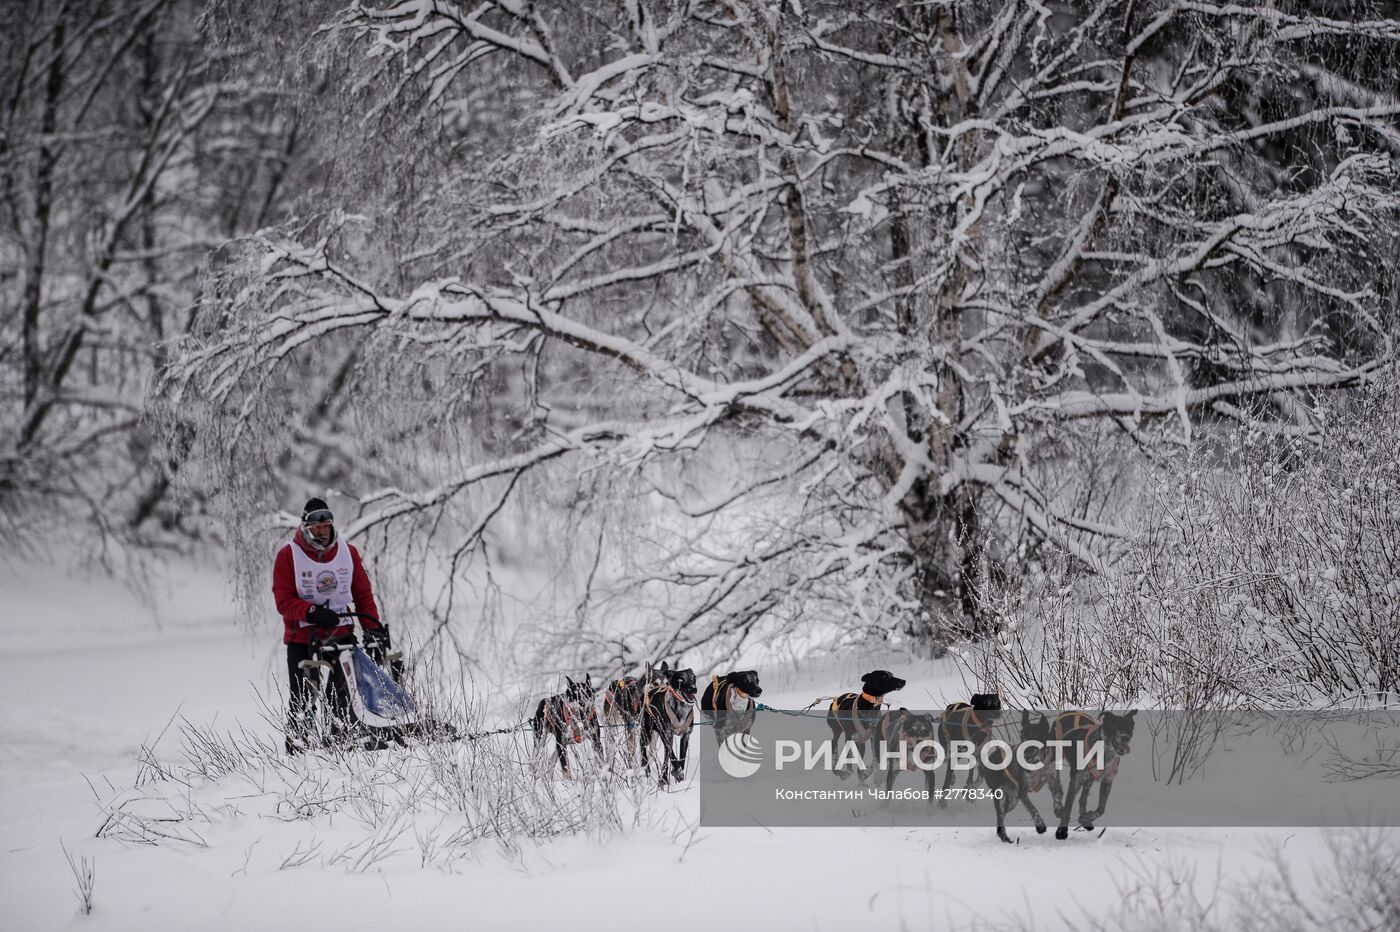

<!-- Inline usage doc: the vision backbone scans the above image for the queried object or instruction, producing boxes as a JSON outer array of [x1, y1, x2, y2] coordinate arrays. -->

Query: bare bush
[[97, 709, 664, 872], [969, 829, 1400, 932], [975, 379, 1400, 709]]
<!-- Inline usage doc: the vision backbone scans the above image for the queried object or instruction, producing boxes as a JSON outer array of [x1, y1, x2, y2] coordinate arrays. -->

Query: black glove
[[307, 603, 341, 628]]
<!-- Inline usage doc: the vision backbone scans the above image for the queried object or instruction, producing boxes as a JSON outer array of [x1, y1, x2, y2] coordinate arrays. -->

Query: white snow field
[[0, 558, 1376, 932]]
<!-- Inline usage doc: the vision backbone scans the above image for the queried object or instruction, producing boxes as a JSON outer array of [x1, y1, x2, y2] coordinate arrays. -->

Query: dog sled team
[[277, 498, 1128, 842], [533, 665, 1135, 843], [533, 663, 762, 785], [277, 498, 1130, 842]]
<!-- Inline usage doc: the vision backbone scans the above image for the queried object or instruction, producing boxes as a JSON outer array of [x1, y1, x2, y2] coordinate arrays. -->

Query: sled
[[297, 612, 455, 749]]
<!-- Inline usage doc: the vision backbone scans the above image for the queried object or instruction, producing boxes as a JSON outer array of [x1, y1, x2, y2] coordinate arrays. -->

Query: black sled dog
[[700, 670, 762, 746], [936, 692, 1002, 804], [1049, 709, 1136, 839], [532, 676, 603, 777], [600, 670, 659, 768], [641, 662, 697, 786], [979, 711, 1053, 843], [826, 670, 905, 780], [874, 708, 939, 793]]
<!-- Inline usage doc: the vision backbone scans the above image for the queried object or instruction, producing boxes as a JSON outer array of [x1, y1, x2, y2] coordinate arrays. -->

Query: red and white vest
[[290, 541, 353, 627]]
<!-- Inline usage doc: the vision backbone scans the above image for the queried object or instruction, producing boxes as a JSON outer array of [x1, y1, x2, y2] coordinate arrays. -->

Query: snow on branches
[[161, 0, 1400, 664]]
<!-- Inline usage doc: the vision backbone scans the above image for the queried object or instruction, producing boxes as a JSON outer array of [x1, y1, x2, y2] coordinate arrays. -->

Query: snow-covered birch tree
[[0, 0, 303, 562], [161, 0, 1400, 663]]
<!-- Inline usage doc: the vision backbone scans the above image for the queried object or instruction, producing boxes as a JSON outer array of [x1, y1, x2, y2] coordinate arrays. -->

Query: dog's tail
[[531, 699, 547, 740]]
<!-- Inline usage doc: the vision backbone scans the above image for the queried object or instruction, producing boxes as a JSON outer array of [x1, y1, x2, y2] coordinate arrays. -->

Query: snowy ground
[[0, 559, 1366, 931]]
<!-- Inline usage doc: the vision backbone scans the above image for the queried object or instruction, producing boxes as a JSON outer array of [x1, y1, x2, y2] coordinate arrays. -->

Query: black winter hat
[[302, 498, 332, 521]]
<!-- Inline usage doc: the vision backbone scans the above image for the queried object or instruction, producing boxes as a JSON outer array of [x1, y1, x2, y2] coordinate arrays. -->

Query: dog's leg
[[602, 712, 618, 770], [555, 726, 572, 778], [826, 715, 848, 781], [1049, 770, 1065, 820], [863, 738, 882, 787], [675, 731, 690, 783], [590, 720, 605, 764], [1076, 779, 1093, 827], [531, 701, 546, 755], [1055, 768, 1079, 840], [1022, 783, 1047, 835], [994, 790, 1012, 843], [647, 721, 668, 787], [1083, 776, 1112, 830], [659, 732, 676, 787], [938, 742, 957, 808]]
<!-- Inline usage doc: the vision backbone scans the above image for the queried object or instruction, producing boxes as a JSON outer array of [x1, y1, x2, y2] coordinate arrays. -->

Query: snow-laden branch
[[161, 0, 1400, 659]]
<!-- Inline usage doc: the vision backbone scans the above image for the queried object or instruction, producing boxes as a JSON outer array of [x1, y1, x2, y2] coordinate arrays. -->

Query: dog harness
[[646, 684, 695, 735], [878, 712, 937, 769], [544, 697, 596, 743], [708, 675, 752, 713], [830, 692, 883, 740], [941, 702, 992, 745], [1052, 711, 1119, 781], [604, 677, 642, 723]]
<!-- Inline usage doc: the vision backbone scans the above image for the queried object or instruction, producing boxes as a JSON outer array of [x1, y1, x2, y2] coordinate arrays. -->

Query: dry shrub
[[974, 380, 1400, 709]]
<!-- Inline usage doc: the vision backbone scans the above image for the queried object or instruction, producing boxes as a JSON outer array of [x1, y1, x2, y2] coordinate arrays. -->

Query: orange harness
[[603, 677, 643, 725], [941, 703, 991, 745], [1052, 711, 1118, 781]]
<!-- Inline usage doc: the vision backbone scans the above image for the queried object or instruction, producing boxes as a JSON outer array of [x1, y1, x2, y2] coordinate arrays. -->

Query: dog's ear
[[660, 661, 670, 672], [1126, 710, 1137, 719], [584, 673, 593, 688]]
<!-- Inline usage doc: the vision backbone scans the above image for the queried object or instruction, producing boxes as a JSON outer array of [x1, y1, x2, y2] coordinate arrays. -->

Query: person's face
[[303, 508, 334, 545]]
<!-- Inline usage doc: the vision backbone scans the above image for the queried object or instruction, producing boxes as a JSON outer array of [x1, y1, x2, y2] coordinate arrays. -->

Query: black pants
[[285, 642, 351, 751]]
